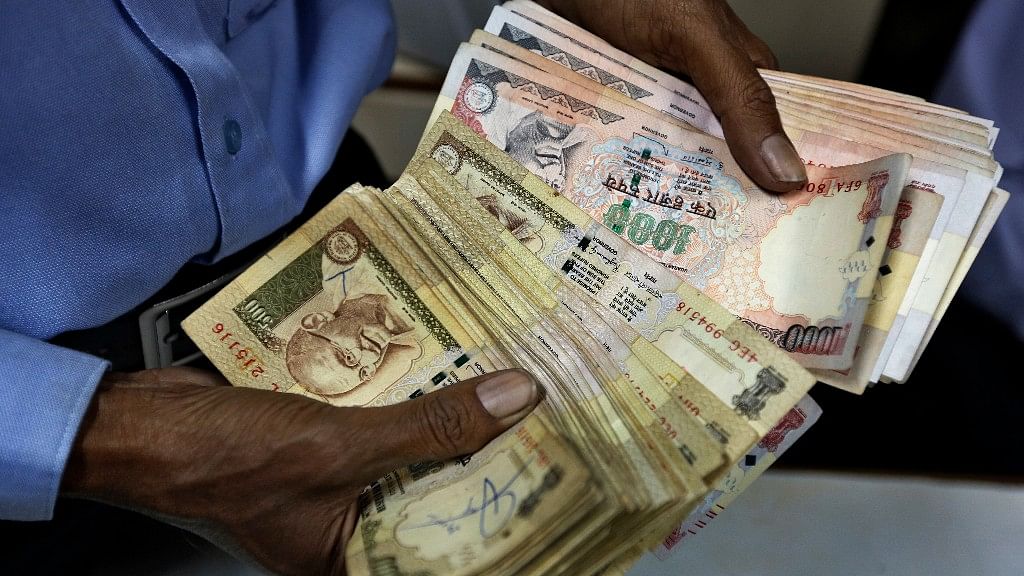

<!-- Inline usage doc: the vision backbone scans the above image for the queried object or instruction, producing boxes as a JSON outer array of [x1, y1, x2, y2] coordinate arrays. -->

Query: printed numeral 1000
[[604, 202, 696, 254]]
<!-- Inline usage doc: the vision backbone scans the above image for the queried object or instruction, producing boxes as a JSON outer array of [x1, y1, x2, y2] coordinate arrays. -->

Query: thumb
[[347, 369, 541, 481], [670, 29, 807, 192]]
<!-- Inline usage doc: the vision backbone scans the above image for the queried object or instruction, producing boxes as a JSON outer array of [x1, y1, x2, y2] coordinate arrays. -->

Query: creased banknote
[[430, 44, 911, 371], [494, 0, 1003, 387], [415, 110, 815, 437]]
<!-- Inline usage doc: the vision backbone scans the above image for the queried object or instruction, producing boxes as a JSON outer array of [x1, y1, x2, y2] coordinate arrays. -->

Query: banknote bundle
[[182, 2, 1005, 574], [185, 110, 835, 574], [475, 1, 1007, 393]]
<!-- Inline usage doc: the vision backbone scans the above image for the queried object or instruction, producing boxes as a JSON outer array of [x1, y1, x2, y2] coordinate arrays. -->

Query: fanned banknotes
[[184, 108, 829, 574], [486, 0, 1006, 391], [181, 2, 1005, 574], [430, 43, 912, 372]]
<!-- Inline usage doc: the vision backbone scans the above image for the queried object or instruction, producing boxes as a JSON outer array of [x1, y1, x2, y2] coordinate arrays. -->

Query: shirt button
[[223, 118, 242, 155]]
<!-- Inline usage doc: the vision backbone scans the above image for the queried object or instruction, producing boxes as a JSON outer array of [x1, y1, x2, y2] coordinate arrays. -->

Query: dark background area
[[777, 0, 1024, 480], [779, 297, 1024, 479], [859, 0, 981, 98]]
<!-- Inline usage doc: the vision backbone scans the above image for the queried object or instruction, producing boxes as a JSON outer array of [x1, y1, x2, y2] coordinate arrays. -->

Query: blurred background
[[348, 1, 1024, 574]]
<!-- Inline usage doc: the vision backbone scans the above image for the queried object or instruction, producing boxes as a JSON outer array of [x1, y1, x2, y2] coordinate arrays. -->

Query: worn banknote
[[181, 146, 755, 575], [411, 113, 827, 567], [181, 186, 619, 575], [473, 19, 968, 389], [468, 29, 949, 391], [430, 44, 911, 371], [813, 186, 943, 392], [414, 110, 816, 437], [495, 0, 1004, 387]]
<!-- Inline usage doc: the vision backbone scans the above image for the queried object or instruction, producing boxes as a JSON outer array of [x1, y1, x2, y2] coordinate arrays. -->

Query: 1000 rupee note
[[468, 29, 953, 391], [182, 173, 745, 574], [776, 103, 998, 382], [185, 185, 714, 575], [473, 16, 985, 389], [412, 108, 820, 460], [814, 186, 943, 392], [496, 0, 1002, 386], [430, 44, 911, 371], [414, 111, 815, 437], [403, 116, 806, 572], [375, 146, 766, 572], [384, 172, 738, 573], [411, 114, 825, 569], [403, 163, 758, 467]]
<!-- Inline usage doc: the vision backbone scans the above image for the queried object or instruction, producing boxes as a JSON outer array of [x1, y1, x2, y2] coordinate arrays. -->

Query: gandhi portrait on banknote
[[503, 110, 585, 192], [285, 292, 422, 398]]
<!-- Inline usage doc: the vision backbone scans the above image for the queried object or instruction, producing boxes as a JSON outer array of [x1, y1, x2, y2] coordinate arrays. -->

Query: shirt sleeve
[[0, 329, 109, 521]]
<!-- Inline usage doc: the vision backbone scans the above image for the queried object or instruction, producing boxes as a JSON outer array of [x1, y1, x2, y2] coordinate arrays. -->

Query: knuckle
[[418, 393, 474, 455], [636, 7, 681, 67], [749, 43, 779, 69], [737, 77, 777, 118], [649, 23, 677, 63]]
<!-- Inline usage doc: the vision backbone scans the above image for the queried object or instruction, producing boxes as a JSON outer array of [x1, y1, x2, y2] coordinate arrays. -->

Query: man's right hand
[[61, 366, 541, 575], [538, 0, 808, 193]]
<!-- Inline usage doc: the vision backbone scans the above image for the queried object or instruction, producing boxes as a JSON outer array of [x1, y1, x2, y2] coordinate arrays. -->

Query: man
[[0, 1, 807, 574]]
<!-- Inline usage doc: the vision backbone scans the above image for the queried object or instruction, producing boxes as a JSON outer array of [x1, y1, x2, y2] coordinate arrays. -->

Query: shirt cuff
[[0, 329, 109, 521]]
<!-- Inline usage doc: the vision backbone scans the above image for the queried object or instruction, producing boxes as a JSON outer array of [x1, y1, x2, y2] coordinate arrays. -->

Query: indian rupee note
[[430, 44, 911, 371], [905, 187, 1010, 377], [182, 189, 608, 576], [414, 111, 818, 438], [814, 187, 943, 392], [470, 29, 955, 392], [498, 0, 1002, 384]]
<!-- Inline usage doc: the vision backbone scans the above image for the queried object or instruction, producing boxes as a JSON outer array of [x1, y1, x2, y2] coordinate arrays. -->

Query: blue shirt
[[0, 0, 395, 520], [934, 0, 1024, 339]]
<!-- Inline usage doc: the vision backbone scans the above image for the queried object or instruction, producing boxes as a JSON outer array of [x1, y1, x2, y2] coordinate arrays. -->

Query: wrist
[[60, 373, 341, 529], [61, 377, 193, 514]]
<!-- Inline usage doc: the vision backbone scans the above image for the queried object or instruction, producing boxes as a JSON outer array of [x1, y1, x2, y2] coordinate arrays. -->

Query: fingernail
[[476, 369, 539, 420], [760, 133, 806, 184]]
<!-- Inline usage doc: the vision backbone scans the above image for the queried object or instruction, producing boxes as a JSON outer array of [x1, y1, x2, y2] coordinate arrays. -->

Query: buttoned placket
[[117, 0, 299, 261]]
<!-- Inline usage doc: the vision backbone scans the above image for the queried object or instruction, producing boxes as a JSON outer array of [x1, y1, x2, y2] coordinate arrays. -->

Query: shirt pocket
[[227, 0, 279, 39]]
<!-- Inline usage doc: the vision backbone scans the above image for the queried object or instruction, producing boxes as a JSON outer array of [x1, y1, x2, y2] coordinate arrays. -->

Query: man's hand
[[61, 366, 540, 575], [537, 0, 808, 192]]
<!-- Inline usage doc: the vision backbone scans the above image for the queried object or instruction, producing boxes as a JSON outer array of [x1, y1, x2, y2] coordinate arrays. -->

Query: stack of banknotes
[[182, 2, 1006, 574]]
